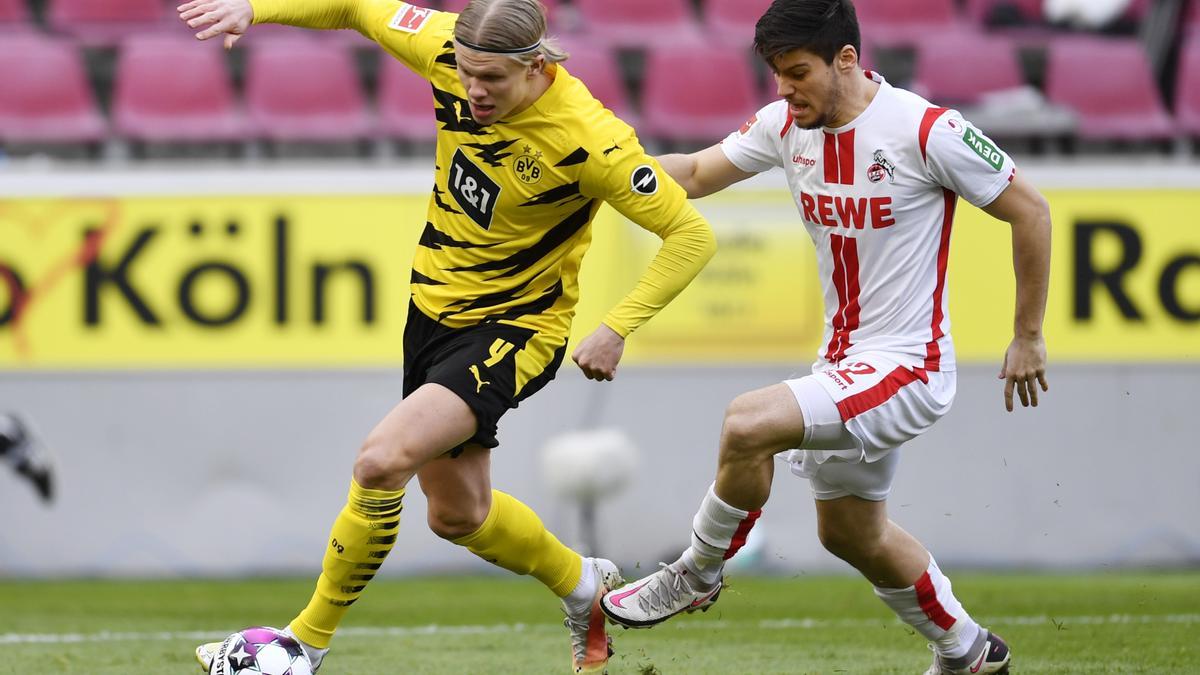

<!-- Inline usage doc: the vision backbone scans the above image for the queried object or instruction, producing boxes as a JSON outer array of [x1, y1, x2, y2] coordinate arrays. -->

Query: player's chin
[[469, 104, 498, 124]]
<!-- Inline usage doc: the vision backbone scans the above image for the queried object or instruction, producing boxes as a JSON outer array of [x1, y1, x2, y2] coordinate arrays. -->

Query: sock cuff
[[872, 583, 917, 599], [450, 489, 507, 547], [706, 483, 751, 519], [347, 478, 405, 519]]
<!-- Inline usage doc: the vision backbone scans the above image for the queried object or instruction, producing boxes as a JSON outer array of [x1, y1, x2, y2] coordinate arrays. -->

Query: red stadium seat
[[438, 0, 561, 24], [1175, 39, 1200, 137], [702, 0, 773, 46], [113, 36, 248, 143], [0, 0, 31, 31], [0, 34, 106, 143], [1044, 38, 1174, 140], [963, 0, 1043, 24], [854, 0, 964, 46], [377, 57, 437, 142], [641, 43, 757, 143], [559, 41, 636, 125], [572, 0, 703, 48], [244, 38, 373, 143], [914, 30, 1023, 106], [46, 0, 179, 47]]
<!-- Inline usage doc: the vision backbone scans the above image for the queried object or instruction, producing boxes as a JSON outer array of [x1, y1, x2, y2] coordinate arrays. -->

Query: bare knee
[[818, 520, 885, 564], [427, 496, 489, 541], [352, 434, 417, 490], [720, 394, 771, 457]]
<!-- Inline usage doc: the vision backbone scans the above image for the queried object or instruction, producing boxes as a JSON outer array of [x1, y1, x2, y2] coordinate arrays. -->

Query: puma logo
[[468, 364, 490, 393]]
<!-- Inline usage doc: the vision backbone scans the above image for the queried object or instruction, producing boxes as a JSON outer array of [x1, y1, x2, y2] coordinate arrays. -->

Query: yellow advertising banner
[[1, 188, 1196, 369]]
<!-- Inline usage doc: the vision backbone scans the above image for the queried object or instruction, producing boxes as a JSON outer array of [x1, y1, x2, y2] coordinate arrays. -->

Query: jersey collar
[[821, 70, 889, 134]]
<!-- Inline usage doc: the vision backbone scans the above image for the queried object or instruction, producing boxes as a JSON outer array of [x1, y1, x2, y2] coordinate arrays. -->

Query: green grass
[[0, 572, 1196, 674]]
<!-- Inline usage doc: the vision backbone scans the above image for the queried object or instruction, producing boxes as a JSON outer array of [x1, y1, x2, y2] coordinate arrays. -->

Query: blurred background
[[1, 0, 1198, 583]]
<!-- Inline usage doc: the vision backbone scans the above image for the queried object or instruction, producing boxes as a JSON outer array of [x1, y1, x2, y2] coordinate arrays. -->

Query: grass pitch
[[0, 571, 1196, 674]]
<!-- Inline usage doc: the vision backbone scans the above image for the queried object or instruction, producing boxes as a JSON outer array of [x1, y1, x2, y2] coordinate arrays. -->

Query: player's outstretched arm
[[181, 0, 386, 49], [982, 172, 1052, 412], [657, 144, 757, 199], [179, 0, 254, 49]]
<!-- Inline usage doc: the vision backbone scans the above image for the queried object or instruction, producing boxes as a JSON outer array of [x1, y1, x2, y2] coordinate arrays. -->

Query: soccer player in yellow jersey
[[178, 0, 716, 672]]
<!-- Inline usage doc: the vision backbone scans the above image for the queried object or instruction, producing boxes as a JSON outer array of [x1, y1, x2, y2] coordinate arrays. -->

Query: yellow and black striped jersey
[[250, 0, 716, 340]]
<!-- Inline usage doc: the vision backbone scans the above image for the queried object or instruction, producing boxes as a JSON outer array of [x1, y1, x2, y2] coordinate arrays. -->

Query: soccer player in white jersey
[[600, 1, 1050, 673]]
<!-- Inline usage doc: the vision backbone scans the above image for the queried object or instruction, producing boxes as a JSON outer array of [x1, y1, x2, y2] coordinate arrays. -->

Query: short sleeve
[[719, 101, 788, 174], [924, 110, 1016, 208]]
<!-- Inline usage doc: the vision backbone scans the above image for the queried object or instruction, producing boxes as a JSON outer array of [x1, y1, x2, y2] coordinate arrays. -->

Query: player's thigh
[[419, 322, 565, 451], [804, 447, 902, 502], [814, 494, 889, 536], [789, 354, 955, 453], [723, 383, 807, 452], [418, 443, 492, 534], [362, 383, 477, 466]]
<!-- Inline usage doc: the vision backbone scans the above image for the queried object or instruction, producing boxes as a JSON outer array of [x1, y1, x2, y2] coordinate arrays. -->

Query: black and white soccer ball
[[208, 627, 314, 675]]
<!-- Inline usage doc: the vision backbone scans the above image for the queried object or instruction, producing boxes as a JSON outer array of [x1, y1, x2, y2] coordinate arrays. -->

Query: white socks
[[873, 558, 981, 658], [562, 557, 597, 615], [679, 483, 762, 586]]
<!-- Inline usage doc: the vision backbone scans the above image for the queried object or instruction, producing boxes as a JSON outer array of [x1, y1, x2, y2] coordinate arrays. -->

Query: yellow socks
[[453, 490, 582, 597], [289, 479, 403, 648]]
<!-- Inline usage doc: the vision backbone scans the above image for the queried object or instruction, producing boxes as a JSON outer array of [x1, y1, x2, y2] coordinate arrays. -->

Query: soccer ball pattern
[[209, 627, 314, 675]]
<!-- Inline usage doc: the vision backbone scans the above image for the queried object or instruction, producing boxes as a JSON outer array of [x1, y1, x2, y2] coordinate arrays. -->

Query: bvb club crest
[[513, 145, 544, 184]]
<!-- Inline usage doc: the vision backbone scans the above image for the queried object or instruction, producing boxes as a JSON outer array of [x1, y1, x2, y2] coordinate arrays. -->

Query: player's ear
[[527, 53, 545, 78], [837, 44, 857, 72]]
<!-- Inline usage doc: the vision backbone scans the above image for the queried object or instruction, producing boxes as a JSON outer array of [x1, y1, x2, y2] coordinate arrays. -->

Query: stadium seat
[[0, 34, 106, 143], [244, 38, 374, 143], [0, 0, 31, 31], [1175, 39, 1200, 137], [438, 0, 561, 24], [964, 0, 1044, 24], [113, 36, 248, 143], [914, 31, 1023, 106], [641, 43, 757, 143], [46, 0, 179, 47], [376, 57, 437, 142], [559, 41, 637, 125], [853, 0, 964, 46], [572, 0, 703, 48], [1044, 38, 1174, 140], [702, 0, 774, 46]]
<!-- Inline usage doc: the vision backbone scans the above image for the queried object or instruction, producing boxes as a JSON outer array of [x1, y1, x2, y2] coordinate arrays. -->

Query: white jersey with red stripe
[[721, 71, 1016, 373]]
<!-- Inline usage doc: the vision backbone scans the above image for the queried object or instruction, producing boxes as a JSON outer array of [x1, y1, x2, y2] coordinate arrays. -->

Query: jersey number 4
[[450, 148, 501, 230]]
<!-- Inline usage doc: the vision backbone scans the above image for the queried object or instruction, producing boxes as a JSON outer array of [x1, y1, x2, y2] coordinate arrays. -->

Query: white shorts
[[782, 352, 956, 501]]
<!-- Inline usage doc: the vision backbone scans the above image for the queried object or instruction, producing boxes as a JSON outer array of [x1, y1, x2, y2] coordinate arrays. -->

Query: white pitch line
[[1, 614, 1197, 646]]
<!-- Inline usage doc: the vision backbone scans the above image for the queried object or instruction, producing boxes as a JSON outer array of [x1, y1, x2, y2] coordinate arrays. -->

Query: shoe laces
[[562, 587, 599, 663], [635, 563, 699, 615]]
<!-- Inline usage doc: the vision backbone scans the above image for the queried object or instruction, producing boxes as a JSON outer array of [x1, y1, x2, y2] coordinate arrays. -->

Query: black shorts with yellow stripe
[[403, 302, 567, 452]]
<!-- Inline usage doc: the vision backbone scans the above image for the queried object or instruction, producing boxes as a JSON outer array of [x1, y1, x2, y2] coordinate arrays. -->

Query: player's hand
[[178, 0, 253, 50], [572, 324, 625, 382], [999, 334, 1048, 412]]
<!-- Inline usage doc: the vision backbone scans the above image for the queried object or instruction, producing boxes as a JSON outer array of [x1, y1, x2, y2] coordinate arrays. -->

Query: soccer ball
[[208, 627, 314, 675]]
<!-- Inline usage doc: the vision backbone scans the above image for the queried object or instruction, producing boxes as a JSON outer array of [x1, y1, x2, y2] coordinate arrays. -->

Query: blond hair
[[453, 0, 568, 66]]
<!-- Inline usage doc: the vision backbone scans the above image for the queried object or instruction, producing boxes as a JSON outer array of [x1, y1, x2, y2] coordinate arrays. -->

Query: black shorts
[[403, 302, 567, 451]]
